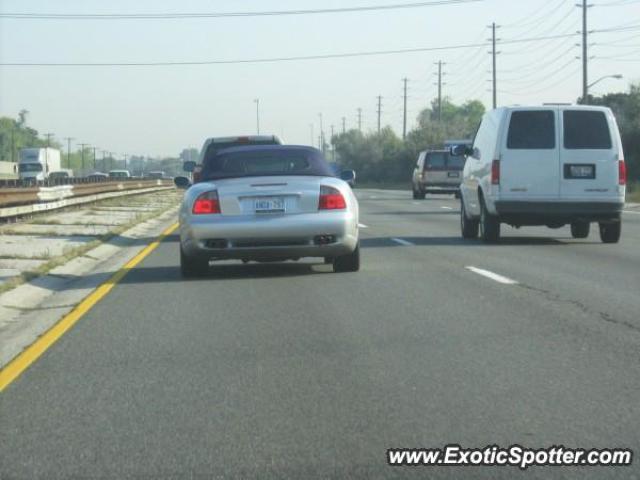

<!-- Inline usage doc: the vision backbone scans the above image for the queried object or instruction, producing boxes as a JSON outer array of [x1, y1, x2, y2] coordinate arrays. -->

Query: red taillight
[[619, 160, 626, 185], [192, 191, 221, 214], [491, 159, 500, 185], [319, 185, 347, 210]]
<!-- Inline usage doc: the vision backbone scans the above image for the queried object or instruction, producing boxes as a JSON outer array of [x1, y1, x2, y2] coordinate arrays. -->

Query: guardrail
[[0, 177, 171, 188], [0, 179, 172, 208], [0, 180, 174, 220]]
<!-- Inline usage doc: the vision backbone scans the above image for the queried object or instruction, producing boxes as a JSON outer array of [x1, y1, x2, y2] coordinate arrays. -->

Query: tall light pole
[[254, 99, 260, 134], [92, 147, 97, 170], [79, 143, 90, 174], [64, 137, 74, 169], [587, 74, 623, 92]]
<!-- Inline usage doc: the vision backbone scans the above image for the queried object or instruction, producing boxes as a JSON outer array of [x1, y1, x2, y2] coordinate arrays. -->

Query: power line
[[0, 0, 483, 20], [4, 31, 623, 67]]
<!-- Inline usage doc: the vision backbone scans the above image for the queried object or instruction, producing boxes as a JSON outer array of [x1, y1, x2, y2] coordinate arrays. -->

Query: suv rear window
[[507, 111, 555, 149], [425, 152, 446, 169], [204, 140, 279, 165], [563, 110, 612, 149]]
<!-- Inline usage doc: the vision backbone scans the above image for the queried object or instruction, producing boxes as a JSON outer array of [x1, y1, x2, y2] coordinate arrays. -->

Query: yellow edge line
[[0, 222, 179, 392]]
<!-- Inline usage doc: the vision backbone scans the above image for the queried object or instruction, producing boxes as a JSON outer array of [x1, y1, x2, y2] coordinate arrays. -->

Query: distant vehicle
[[148, 171, 166, 179], [453, 105, 625, 244], [184, 135, 283, 183], [18, 147, 61, 182], [174, 145, 360, 277], [108, 169, 131, 179], [48, 170, 73, 181], [87, 172, 108, 181], [412, 149, 465, 199]]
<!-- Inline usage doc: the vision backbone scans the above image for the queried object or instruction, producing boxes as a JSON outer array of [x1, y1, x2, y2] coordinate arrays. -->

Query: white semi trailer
[[18, 148, 62, 182]]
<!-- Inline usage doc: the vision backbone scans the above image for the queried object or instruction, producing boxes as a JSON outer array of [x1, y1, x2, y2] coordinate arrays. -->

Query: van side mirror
[[174, 176, 192, 189], [183, 161, 196, 173], [340, 169, 356, 186]]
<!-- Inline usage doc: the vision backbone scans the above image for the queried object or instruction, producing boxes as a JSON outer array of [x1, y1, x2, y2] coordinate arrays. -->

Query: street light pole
[[254, 99, 260, 134], [587, 74, 623, 91]]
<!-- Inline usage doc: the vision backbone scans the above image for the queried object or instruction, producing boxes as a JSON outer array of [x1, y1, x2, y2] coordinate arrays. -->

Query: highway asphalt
[[1, 189, 639, 479]]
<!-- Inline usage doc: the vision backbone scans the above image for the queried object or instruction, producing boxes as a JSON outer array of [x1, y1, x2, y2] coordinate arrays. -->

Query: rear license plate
[[447, 171, 460, 178], [254, 197, 285, 213], [565, 164, 595, 179]]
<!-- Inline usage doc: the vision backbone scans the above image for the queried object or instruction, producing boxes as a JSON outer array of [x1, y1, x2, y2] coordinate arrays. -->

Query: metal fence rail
[[0, 179, 172, 208]]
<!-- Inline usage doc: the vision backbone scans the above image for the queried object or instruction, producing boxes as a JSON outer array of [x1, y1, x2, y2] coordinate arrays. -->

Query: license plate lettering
[[254, 197, 285, 212]]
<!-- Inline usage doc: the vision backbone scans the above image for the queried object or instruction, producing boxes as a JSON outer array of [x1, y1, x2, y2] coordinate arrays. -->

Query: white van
[[454, 105, 626, 243]]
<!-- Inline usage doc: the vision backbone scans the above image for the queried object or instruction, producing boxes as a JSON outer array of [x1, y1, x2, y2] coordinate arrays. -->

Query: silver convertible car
[[174, 145, 360, 277]]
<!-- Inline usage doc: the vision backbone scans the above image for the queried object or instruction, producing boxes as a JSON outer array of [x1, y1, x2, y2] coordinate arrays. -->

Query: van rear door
[[501, 108, 560, 198], [559, 108, 618, 199]]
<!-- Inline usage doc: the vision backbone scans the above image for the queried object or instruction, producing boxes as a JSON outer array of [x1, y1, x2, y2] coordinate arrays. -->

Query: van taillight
[[192, 191, 221, 214], [319, 185, 346, 210], [491, 160, 500, 185], [619, 160, 626, 185]]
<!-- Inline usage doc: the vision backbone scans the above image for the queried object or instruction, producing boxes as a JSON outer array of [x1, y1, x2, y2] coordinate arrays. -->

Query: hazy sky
[[1, 0, 638, 157]]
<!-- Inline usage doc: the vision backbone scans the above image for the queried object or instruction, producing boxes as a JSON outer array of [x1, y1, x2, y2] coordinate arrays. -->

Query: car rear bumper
[[180, 211, 358, 260], [419, 182, 461, 192], [494, 200, 624, 225]]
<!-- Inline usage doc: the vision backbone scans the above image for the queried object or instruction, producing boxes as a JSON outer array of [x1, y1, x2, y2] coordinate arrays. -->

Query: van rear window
[[507, 111, 555, 149], [563, 110, 612, 149]]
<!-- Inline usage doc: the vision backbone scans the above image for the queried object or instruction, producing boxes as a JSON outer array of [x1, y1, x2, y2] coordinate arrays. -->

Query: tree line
[[333, 84, 640, 184]]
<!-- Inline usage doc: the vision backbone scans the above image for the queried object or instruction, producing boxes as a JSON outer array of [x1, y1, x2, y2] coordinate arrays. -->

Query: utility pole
[[376, 95, 383, 133], [342, 117, 346, 134], [310, 123, 314, 147], [124, 154, 128, 170], [92, 147, 97, 169], [44, 133, 54, 147], [330, 124, 335, 161], [402, 78, 408, 139], [489, 23, 499, 109], [578, 0, 592, 103], [79, 143, 90, 173], [434, 61, 446, 122], [101, 150, 108, 172], [64, 137, 74, 169], [357, 108, 362, 133], [318, 113, 324, 153], [254, 98, 260, 134]]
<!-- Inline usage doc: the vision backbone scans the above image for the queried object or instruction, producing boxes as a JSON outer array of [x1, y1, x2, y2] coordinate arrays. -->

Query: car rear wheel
[[461, 200, 479, 239], [180, 247, 208, 277], [479, 198, 500, 243], [599, 221, 621, 244], [333, 243, 360, 273], [570, 221, 590, 239], [412, 185, 420, 199]]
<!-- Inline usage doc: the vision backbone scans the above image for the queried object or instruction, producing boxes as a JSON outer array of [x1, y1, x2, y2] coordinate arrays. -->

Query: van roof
[[497, 104, 611, 112]]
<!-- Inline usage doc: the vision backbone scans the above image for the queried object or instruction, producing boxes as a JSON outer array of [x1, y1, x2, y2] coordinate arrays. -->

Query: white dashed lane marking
[[391, 238, 415, 246], [465, 266, 519, 285]]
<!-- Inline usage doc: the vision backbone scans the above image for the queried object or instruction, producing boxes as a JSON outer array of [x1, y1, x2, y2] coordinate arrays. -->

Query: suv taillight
[[619, 160, 626, 185], [193, 165, 203, 184], [192, 190, 221, 214], [491, 160, 500, 185], [319, 185, 346, 210]]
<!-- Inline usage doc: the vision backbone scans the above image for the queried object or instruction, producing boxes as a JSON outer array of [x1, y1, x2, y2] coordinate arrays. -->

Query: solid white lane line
[[623, 210, 640, 215], [392, 238, 415, 246], [358, 223, 369, 229], [465, 266, 519, 285], [440, 206, 453, 210]]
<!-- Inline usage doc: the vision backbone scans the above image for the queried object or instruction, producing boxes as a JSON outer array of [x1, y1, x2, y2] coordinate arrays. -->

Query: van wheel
[[599, 221, 621, 244], [180, 247, 208, 277], [412, 186, 420, 199], [333, 244, 360, 273], [460, 200, 479, 239], [479, 199, 500, 243], [570, 221, 590, 239]]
